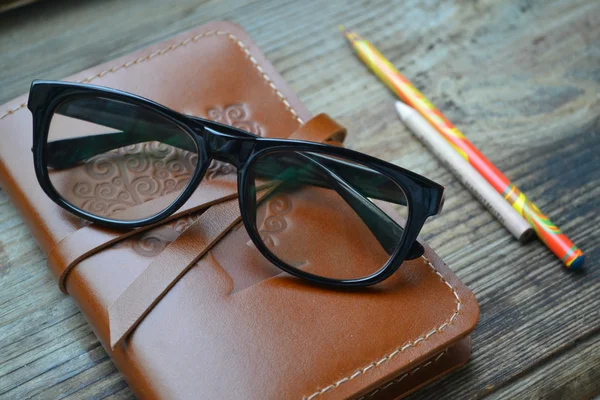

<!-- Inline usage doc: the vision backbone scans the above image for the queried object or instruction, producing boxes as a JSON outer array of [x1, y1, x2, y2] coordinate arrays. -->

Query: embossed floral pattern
[[206, 159, 236, 180], [60, 104, 264, 220], [101, 104, 265, 257], [258, 194, 292, 248], [62, 141, 198, 218], [207, 104, 262, 136]]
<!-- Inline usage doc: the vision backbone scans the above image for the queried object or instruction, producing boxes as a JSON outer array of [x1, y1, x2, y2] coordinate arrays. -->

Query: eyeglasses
[[28, 80, 444, 287]]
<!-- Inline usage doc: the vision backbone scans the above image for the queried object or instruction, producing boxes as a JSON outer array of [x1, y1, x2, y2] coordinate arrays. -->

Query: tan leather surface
[[0, 21, 479, 399]]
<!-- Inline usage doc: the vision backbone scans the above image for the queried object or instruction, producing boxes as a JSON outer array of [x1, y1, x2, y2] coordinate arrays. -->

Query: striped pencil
[[341, 26, 584, 269]]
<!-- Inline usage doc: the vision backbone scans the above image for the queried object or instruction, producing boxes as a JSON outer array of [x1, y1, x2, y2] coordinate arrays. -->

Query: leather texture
[[0, 22, 479, 399]]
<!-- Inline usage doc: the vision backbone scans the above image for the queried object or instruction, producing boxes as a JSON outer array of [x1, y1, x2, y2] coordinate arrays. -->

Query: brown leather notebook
[[0, 22, 479, 399]]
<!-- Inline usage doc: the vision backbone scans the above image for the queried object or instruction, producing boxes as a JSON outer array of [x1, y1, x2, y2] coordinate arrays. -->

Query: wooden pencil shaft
[[396, 102, 534, 242]]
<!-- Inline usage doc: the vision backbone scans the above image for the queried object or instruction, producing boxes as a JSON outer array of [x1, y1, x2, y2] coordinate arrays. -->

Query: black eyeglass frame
[[28, 80, 445, 288]]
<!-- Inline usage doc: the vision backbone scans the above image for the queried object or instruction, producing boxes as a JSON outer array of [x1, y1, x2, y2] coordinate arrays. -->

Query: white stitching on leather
[[0, 30, 304, 124], [355, 350, 448, 400], [0, 104, 24, 120], [303, 256, 461, 400]]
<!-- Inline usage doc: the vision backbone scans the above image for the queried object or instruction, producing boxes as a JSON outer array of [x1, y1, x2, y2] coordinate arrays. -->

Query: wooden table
[[1, 0, 598, 399]]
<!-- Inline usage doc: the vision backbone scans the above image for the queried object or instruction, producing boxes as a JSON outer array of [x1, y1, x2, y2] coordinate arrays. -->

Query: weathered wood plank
[[488, 332, 600, 400], [0, 0, 599, 399]]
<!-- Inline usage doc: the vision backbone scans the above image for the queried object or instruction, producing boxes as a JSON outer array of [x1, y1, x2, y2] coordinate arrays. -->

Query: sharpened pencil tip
[[339, 25, 361, 43], [394, 101, 413, 121]]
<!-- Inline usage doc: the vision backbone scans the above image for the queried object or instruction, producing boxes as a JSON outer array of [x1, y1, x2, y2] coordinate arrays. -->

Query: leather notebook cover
[[0, 22, 479, 399]]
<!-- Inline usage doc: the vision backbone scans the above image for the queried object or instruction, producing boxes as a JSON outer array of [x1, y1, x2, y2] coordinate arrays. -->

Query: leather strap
[[291, 113, 346, 143], [49, 184, 240, 293], [108, 197, 242, 348], [107, 113, 345, 348]]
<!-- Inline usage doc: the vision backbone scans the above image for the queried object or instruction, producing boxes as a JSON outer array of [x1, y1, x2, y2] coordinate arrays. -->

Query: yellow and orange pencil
[[340, 26, 583, 269]]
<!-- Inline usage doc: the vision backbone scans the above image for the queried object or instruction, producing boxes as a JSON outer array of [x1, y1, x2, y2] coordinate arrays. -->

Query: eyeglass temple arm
[[45, 121, 197, 170], [291, 154, 423, 260], [45, 105, 257, 169]]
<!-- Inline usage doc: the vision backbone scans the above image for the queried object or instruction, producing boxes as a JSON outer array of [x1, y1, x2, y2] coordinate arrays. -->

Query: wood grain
[[0, 0, 599, 399]]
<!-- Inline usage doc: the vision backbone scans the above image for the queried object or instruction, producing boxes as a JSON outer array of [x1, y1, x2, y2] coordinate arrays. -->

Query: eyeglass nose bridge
[[203, 126, 257, 168]]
